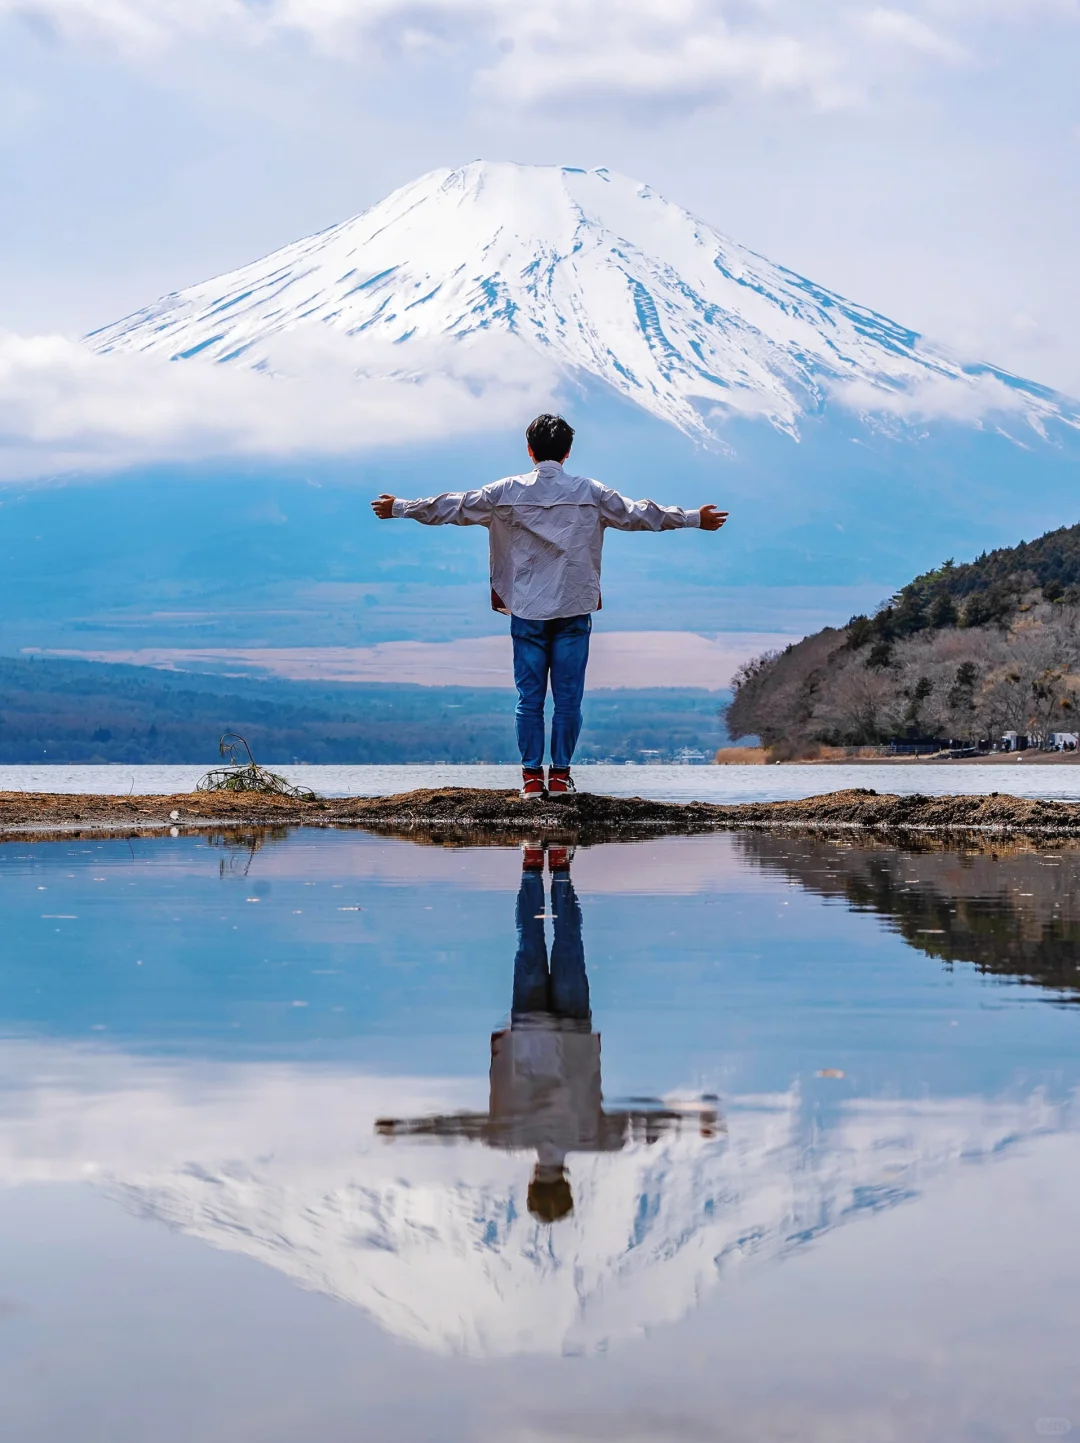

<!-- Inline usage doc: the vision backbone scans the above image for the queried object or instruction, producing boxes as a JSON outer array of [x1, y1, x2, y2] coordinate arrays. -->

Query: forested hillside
[[726, 522, 1080, 755], [0, 657, 726, 764]]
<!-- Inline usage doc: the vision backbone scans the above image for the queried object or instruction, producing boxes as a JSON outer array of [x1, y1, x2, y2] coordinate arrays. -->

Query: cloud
[[474, 4, 850, 112], [831, 371, 1054, 426], [860, 8, 969, 63], [3, 0, 1075, 113], [0, 327, 559, 480]]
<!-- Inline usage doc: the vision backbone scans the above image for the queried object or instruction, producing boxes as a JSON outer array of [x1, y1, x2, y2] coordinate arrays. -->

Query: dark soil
[[3, 785, 1080, 844]]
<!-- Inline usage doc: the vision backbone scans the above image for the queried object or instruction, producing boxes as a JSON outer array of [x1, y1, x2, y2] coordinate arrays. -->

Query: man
[[375, 841, 721, 1225], [371, 413, 727, 798]]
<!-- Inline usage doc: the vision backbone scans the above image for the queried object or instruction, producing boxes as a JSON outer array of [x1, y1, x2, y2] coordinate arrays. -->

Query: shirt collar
[[535, 460, 565, 474]]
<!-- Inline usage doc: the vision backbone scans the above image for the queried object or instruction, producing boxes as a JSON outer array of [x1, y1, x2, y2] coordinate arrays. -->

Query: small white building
[[999, 732, 1037, 751], [1047, 732, 1079, 751]]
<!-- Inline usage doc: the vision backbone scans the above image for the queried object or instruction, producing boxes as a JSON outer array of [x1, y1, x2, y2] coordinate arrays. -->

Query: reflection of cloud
[[229, 831, 768, 898], [0, 1042, 1066, 1357]]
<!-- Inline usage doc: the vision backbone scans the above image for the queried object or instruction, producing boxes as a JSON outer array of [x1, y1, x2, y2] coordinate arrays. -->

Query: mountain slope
[[725, 521, 1080, 751], [88, 162, 1078, 443]]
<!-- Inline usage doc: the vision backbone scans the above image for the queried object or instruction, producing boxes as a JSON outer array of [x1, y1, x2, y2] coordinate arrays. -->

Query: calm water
[[5, 759, 1080, 802], [1, 824, 1079, 1441]]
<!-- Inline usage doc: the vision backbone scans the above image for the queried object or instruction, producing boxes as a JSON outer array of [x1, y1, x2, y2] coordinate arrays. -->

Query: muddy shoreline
[[3, 786, 1080, 845]]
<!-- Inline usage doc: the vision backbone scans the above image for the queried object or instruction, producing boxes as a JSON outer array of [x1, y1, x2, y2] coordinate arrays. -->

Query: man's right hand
[[699, 505, 728, 532], [371, 494, 396, 520]]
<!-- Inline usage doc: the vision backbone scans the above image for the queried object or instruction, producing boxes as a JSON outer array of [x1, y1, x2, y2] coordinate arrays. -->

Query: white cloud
[[475, 4, 850, 111], [5, 0, 241, 52], [831, 371, 1047, 425], [0, 327, 559, 480], [3, 0, 1075, 112], [1, 320, 1064, 485], [860, 8, 968, 63]]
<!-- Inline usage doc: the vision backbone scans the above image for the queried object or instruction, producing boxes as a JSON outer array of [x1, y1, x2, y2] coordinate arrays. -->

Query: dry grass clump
[[197, 733, 317, 801]]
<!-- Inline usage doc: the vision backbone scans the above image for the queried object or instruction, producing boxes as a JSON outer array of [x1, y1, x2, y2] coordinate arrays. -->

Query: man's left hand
[[371, 494, 396, 520], [699, 505, 728, 532]]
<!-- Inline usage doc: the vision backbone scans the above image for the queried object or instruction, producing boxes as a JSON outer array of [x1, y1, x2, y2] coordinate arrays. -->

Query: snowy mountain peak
[[87, 160, 1075, 440]]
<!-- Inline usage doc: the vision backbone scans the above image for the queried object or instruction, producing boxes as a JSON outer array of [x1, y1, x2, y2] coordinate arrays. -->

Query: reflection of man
[[376, 844, 719, 1224]]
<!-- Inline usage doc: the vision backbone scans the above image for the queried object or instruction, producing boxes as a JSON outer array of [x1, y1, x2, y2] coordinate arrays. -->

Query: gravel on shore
[[3, 785, 1080, 843]]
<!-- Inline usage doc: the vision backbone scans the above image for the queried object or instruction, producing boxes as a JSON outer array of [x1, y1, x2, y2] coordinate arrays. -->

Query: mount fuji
[[90, 161, 1074, 445], [5, 161, 1079, 657]]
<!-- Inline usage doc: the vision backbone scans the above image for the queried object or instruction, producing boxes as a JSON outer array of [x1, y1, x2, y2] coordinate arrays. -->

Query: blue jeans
[[511, 613, 591, 770], [512, 871, 590, 1024]]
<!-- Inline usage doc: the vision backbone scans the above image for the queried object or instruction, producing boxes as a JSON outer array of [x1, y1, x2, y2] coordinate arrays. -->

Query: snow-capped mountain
[[88, 162, 1077, 442], [0, 1043, 1066, 1358], [8, 161, 1079, 656]]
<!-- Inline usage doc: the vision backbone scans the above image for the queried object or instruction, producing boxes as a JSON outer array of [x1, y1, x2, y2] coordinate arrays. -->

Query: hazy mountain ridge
[[0, 655, 728, 763]]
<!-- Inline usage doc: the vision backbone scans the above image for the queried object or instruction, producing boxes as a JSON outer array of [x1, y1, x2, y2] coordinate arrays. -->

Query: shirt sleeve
[[597, 487, 701, 532], [391, 488, 496, 526]]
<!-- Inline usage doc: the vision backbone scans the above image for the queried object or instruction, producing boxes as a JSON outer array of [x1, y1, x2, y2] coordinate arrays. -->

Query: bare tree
[[722, 602, 1080, 753]]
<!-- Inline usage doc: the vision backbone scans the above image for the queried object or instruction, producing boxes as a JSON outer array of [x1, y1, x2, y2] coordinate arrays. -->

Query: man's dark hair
[[527, 1170, 574, 1224], [527, 413, 575, 463]]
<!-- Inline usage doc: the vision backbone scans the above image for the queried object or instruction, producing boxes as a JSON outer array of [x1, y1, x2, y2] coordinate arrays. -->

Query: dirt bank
[[3, 785, 1080, 844]]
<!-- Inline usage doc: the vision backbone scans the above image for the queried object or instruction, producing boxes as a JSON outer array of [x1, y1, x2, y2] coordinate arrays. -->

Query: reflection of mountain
[[737, 835, 1080, 1000], [0, 1044, 1063, 1357]]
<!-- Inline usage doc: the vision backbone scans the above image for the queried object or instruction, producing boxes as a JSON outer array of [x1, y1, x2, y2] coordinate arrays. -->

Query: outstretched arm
[[598, 488, 728, 533], [375, 1112, 490, 1141], [370, 489, 496, 526]]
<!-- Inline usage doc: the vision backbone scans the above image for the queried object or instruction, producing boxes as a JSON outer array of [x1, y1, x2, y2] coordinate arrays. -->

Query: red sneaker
[[520, 769, 547, 800], [547, 768, 575, 796], [547, 845, 575, 872], [521, 841, 545, 871]]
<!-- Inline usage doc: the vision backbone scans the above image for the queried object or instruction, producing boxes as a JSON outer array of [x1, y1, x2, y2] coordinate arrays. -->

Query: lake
[[1, 817, 1079, 1440], [4, 759, 1080, 803]]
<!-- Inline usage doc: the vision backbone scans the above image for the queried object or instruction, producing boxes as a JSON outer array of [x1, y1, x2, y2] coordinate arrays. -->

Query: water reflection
[[208, 827, 290, 879], [377, 851, 718, 1224], [737, 833, 1080, 999], [0, 827, 1079, 1385]]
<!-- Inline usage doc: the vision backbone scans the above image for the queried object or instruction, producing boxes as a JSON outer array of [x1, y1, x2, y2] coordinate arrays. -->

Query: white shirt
[[391, 460, 701, 621]]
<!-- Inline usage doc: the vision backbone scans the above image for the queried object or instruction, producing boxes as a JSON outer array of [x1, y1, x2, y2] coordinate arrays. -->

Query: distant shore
[[714, 748, 1080, 766], [5, 786, 1080, 843]]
